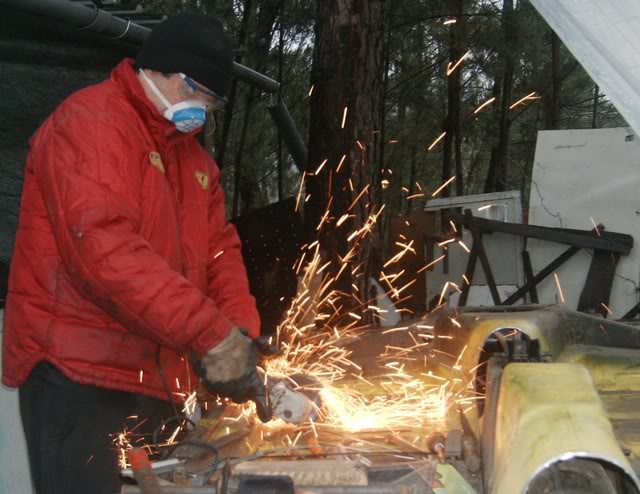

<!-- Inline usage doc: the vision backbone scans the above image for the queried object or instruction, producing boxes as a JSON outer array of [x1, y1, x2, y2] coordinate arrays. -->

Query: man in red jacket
[[2, 12, 270, 494]]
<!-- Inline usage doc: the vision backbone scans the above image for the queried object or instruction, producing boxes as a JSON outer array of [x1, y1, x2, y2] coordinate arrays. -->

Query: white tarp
[[530, 0, 640, 137]]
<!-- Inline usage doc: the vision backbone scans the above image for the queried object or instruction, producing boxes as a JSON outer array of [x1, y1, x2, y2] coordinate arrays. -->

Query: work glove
[[253, 335, 280, 360], [194, 327, 272, 423]]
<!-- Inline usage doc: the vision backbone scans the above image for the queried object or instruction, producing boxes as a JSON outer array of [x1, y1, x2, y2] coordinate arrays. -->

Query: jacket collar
[[111, 58, 201, 143]]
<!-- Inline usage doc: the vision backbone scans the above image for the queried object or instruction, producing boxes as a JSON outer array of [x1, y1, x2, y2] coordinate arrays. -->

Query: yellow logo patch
[[195, 171, 209, 190], [149, 151, 165, 174]]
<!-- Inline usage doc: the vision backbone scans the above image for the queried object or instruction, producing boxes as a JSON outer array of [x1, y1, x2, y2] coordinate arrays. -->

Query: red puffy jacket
[[2, 59, 260, 401]]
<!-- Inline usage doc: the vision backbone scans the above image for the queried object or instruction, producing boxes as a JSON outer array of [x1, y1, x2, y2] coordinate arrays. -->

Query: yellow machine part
[[559, 344, 640, 470], [489, 362, 639, 494]]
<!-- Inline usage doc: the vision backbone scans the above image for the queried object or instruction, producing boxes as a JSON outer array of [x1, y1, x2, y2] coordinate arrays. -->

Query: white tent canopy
[[530, 0, 640, 137]]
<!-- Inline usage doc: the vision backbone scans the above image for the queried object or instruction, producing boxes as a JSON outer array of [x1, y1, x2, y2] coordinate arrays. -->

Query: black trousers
[[19, 362, 174, 494]]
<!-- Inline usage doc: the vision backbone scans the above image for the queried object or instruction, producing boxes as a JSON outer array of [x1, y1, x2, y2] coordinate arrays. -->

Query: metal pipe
[[0, 0, 280, 92], [1, 0, 150, 43], [234, 63, 280, 94], [267, 99, 308, 172], [2, 0, 309, 171], [0, 0, 307, 172]]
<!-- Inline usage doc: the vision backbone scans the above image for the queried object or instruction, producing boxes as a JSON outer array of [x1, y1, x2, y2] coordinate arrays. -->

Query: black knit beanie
[[135, 12, 234, 99]]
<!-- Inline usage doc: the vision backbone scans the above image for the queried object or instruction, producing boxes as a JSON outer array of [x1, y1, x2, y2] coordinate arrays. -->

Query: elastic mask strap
[[139, 70, 172, 109]]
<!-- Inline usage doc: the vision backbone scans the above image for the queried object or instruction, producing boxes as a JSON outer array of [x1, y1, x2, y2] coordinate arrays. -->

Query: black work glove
[[253, 335, 280, 361], [193, 328, 272, 423]]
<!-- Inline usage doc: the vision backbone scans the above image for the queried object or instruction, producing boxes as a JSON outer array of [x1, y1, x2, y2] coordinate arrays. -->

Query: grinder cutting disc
[[268, 374, 323, 424]]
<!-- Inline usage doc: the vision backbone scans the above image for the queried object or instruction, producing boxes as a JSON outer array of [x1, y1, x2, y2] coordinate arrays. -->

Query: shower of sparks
[[315, 159, 328, 175], [474, 96, 496, 114], [427, 131, 447, 151], [443, 18, 457, 25], [432, 176, 456, 197], [247, 199, 473, 433], [183, 390, 198, 417], [406, 193, 425, 200], [337, 154, 347, 172], [114, 101, 485, 459], [341, 107, 349, 128], [417, 255, 446, 274], [590, 217, 601, 236], [308, 85, 315, 97], [115, 431, 132, 469], [446, 50, 471, 76], [509, 91, 541, 110], [601, 303, 613, 316], [295, 172, 307, 212], [553, 273, 565, 304], [477, 204, 493, 211]]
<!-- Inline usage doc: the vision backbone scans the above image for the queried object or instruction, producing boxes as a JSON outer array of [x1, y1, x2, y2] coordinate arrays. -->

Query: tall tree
[[442, 0, 466, 197], [305, 0, 385, 308], [485, 0, 517, 192], [546, 29, 562, 129]]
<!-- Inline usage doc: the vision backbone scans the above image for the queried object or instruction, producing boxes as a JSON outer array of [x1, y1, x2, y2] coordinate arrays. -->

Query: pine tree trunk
[[494, 0, 516, 192], [305, 0, 385, 311], [443, 0, 464, 197], [547, 30, 562, 130]]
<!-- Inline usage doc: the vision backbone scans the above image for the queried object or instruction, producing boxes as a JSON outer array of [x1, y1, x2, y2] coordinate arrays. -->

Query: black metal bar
[[577, 250, 620, 317], [464, 210, 501, 305], [476, 238, 501, 305], [458, 239, 479, 307], [267, 99, 308, 172], [622, 302, 640, 320], [450, 211, 632, 255], [521, 250, 539, 303], [502, 245, 580, 305]]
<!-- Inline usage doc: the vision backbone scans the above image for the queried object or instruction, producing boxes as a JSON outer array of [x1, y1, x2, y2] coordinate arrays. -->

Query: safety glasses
[[180, 73, 227, 112]]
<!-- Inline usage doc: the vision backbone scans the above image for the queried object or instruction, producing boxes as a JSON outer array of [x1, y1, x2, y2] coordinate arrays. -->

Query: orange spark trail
[[428, 131, 447, 151], [474, 96, 496, 114], [432, 176, 456, 197]]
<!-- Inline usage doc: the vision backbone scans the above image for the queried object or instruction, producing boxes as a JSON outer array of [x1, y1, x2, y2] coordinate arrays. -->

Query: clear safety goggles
[[180, 73, 227, 112]]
